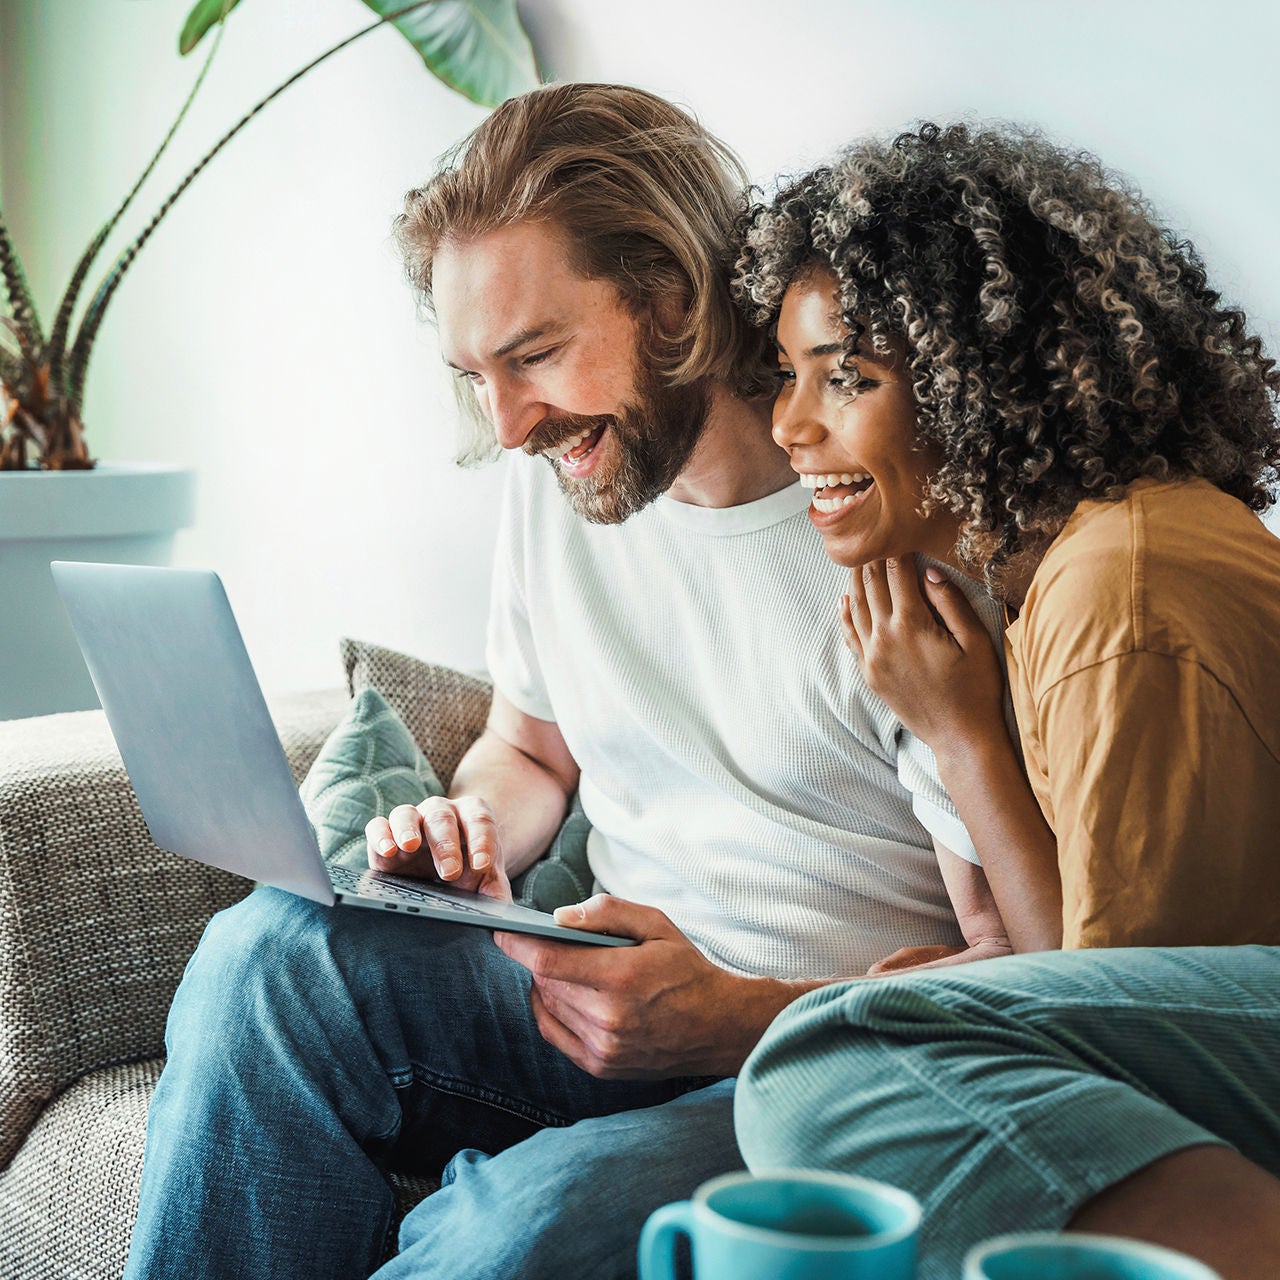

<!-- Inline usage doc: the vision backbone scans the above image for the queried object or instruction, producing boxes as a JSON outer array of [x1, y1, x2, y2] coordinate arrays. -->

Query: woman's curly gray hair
[[733, 122, 1280, 579]]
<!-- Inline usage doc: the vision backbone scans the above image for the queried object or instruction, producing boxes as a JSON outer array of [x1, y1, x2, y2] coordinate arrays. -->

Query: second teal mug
[[964, 1232, 1223, 1280], [638, 1169, 922, 1280]]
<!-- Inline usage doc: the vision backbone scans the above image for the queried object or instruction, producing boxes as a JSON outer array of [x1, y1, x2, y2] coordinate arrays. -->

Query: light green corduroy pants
[[735, 947, 1280, 1279]]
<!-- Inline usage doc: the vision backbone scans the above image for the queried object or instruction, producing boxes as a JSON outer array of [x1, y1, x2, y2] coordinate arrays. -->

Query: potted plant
[[0, 0, 538, 719]]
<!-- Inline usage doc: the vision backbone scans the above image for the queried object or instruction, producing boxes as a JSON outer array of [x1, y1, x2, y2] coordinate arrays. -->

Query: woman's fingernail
[[925, 567, 945, 583], [377, 838, 396, 855], [472, 852, 491, 869], [440, 857, 462, 877]]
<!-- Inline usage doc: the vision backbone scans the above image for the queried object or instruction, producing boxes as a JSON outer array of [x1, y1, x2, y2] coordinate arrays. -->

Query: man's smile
[[547, 423, 609, 477]]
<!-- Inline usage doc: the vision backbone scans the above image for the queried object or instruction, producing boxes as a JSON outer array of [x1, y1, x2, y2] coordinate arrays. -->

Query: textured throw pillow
[[331, 639, 593, 912], [300, 687, 442, 872]]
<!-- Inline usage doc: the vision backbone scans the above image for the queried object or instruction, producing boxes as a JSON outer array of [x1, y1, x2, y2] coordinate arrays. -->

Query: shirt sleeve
[[1035, 649, 1274, 947], [484, 460, 557, 723], [893, 557, 1010, 867], [897, 728, 982, 865]]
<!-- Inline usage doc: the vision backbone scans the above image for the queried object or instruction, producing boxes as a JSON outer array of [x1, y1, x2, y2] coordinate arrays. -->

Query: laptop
[[50, 560, 633, 947]]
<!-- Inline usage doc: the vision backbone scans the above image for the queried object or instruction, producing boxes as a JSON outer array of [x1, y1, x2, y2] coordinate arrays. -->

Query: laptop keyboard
[[328, 864, 491, 915]]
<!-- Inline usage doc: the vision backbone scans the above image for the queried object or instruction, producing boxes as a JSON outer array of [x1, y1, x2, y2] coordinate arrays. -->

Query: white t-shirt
[[487, 455, 1001, 979]]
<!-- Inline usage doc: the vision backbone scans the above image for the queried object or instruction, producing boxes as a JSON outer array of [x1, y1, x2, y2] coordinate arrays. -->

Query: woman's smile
[[798, 470, 876, 514]]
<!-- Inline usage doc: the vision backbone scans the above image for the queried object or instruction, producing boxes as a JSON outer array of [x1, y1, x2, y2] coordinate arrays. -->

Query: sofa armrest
[[0, 687, 350, 1169]]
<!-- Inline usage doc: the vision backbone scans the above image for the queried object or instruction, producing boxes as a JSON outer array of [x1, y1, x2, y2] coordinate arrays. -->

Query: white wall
[[4, 0, 1277, 694]]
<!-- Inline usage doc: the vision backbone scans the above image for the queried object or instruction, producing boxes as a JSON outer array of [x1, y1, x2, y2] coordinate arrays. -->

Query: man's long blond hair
[[395, 82, 770, 462]]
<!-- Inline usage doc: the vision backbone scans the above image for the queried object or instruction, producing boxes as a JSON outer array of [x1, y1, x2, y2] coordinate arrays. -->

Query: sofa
[[0, 642, 545, 1279]]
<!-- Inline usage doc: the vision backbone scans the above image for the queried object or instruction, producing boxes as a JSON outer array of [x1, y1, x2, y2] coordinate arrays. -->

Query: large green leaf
[[364, 0, 539, 107], [178, 0, 243, 56], [180, 0, 539, 107]]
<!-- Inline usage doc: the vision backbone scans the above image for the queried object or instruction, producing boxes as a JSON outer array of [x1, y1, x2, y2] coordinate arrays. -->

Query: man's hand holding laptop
[[493, 893, 780, 1081]]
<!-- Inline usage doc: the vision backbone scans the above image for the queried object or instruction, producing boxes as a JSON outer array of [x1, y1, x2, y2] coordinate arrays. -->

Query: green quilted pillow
[[299, 683, 592, 910], [300, 687, 442, 872]]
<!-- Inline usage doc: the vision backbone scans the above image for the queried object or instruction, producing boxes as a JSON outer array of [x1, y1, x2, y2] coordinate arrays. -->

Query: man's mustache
[[523, 412, 615, 459]]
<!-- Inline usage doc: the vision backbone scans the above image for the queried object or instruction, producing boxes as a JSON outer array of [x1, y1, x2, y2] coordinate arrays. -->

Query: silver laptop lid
[[51, 561, 335, 906]]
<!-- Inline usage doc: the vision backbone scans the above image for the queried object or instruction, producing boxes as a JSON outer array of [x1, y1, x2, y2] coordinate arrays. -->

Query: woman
[[735, 122, 1280, 952], [765, 266, 1063, 961], [729, 124, 1280, 1279]]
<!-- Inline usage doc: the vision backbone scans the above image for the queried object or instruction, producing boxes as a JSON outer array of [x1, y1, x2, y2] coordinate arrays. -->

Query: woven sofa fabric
[[340, 638, 493, 790], [0, 688, 349, 1170], [0, 1057, 162, 1280]]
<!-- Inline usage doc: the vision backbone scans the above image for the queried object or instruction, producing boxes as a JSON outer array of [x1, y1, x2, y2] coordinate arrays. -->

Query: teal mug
[[638, 1169, 921, 1280], [965, 1232, 1223, 1280]]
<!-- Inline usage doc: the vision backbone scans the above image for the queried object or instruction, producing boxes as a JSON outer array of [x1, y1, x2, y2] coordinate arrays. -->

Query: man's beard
[[524, 361, 712, 525]]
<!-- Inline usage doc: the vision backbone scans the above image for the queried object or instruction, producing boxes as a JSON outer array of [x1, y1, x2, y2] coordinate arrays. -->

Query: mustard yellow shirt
[[1005, 477, 1280, 949]]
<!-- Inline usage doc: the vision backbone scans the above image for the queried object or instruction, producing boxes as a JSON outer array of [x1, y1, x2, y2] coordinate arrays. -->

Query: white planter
[[0, 463, 196, 719]]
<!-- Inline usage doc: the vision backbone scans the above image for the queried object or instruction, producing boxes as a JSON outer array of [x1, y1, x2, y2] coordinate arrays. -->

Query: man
[[124, 83, 996, 1280]]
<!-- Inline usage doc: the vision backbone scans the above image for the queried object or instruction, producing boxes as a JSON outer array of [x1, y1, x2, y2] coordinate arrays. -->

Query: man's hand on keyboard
[[364, 796, 512, 901]]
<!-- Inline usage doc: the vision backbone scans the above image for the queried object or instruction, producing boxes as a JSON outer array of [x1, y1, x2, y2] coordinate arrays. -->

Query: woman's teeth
[[815, 493, 864, 512], [800, 471, 873, 513], [799, 472, 868, 489]]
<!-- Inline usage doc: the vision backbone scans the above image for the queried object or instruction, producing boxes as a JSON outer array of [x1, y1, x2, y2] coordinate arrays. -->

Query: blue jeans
[[124, 888, 740, 1279], [735, 946, 1280, 1280]]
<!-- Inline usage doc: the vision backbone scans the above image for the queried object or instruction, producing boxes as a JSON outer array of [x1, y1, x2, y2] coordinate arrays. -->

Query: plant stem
[[45, 1, 232, 397]]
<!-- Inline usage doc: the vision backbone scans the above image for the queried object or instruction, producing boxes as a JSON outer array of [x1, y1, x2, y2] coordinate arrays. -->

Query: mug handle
[[638, 1200, 694, 1280]]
